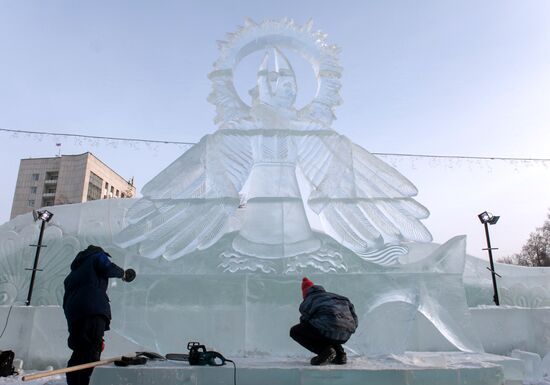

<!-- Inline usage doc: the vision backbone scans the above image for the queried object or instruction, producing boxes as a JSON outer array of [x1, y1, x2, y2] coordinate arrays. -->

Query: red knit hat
[[301, 277, 314, 298]]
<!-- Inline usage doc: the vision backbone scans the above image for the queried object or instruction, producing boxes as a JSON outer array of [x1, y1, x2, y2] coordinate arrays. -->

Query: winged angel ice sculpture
[[115, 19, 432, 271], [0, 19, 490, 356]]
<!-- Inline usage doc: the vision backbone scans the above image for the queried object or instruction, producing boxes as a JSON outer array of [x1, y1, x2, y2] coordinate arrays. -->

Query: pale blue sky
[[0, 1, 549, 258]]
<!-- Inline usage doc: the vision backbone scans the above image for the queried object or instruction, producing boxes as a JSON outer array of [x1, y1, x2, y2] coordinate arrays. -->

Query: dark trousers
[[66, 315, 107, 385], [290, 321, 345, 355]]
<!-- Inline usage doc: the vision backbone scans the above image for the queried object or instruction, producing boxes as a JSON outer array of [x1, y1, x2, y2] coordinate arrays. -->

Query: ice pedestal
[[0, 305, 145, 371], [90, 353, 517, 385], [0, 203, 483, 359], [109, 237, 482, 357], [110, 273, 481, 357], [0, 306, 67, 370], [470, 307, 550, 357], [511, 349, 542, 382]]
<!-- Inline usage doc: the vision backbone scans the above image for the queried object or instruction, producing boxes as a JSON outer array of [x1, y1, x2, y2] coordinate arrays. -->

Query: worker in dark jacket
[[63, 245, 136, 385], [290, 277, 358, 365]]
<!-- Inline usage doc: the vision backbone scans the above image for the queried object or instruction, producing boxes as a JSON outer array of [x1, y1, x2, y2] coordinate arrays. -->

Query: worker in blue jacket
[[63, 245, 136, 385]]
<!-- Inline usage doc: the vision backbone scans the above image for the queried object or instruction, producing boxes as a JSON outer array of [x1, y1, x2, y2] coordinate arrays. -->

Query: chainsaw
[[166, 342, 229, 366]]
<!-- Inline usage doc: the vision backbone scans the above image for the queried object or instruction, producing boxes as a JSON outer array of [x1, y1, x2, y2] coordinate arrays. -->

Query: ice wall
[[0, 305, 145, 370], [108, 237, 483, 356], [0, 202, 482, 356], [464, 255, 550, 307]]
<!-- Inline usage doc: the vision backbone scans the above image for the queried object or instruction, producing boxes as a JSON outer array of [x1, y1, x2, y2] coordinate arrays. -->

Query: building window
[[28, 199, 35, 207], [31, 173, 39, 181], [30, 186, 37, 194], [42, 198, 54, 207], [45, 171, 58, 181], [87, 171, 103, 201]]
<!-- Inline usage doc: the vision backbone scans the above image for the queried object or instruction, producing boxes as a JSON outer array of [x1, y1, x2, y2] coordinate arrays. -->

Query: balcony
[[42, 192, 56, 198], [44, 179, 58, 185]]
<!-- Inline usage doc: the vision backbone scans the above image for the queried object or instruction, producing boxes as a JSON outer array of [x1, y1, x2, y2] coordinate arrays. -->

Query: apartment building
[[10, 152, 136, 219]]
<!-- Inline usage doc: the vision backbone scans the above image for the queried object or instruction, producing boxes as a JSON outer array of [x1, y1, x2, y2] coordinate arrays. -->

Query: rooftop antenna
[[56, 143, 61, 157]]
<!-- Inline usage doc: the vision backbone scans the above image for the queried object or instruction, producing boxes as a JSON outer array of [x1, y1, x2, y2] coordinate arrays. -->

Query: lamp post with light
[[25, 209, 54, 306], [478, 211, 501, 306]]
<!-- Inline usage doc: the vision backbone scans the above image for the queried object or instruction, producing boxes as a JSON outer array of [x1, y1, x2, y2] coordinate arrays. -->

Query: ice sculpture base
[[0, 305, 146, 371], [109, 236, 485, 356], [91, 352, 521, 385]]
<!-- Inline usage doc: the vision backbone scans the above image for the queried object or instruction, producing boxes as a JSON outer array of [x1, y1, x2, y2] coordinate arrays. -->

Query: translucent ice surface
[[114, 19, 432, 266], [1, 19, 550, 360]]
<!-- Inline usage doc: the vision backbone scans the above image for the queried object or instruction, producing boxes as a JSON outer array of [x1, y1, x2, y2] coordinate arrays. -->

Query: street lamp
[[25, 209, 54, 306], [478, 211, 501, 306]]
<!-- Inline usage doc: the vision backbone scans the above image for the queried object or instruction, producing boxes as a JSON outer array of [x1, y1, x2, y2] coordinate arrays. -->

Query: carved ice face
[[255, 48, 297, 109]]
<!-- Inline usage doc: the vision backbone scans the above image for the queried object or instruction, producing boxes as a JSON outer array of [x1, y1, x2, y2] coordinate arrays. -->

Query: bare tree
[[499, 254, 519, 265], [500, 210, 550, 266]]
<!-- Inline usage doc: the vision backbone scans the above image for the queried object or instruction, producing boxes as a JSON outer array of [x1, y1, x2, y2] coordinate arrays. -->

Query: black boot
[[310, 347, 336, 366], [331, 344, 347, 364], [332, 352, 347, 364]]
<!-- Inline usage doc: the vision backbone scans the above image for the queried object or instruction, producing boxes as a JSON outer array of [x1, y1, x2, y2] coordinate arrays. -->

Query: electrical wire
[[0, 128, 195, 146], [1, 127, 550, 162], [371, 151, 550, 162], [0, 304, 14, 341], [225, 359, 237, 385]]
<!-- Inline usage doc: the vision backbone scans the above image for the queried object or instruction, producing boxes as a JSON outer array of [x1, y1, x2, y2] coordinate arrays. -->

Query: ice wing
[[115, 133, 254, 260], [208, 69, 250, 125], [298, 134, 432, 255]]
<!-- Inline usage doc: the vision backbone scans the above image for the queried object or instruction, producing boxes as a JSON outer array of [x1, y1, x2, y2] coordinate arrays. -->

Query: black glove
[[122, 268, 136, 282]]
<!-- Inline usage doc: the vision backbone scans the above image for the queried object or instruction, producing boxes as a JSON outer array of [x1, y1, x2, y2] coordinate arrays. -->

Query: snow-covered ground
[[0, 353, 544, 385], [0, 374, 65, 385]]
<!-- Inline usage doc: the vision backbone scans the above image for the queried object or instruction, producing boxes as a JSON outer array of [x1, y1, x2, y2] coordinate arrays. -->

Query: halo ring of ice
[[208, 19, 342, 126]]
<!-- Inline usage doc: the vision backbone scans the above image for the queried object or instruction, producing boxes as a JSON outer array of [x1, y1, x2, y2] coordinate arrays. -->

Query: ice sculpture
[[114, 18, 432, 269], [2, 19, 548, 359]]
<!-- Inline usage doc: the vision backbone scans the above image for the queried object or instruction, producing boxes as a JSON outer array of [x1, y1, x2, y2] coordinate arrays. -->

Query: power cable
[[372, 152, 550, 162], [0, 305, 13, 340], [1, 127, 550, 162], [225, 359, 237, 385], [0, 128, 195, 146], [0, 302, 22, 341]]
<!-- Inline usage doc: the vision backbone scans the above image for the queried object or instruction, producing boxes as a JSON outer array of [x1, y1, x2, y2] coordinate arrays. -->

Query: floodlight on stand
[[32, 209, 54, 223], [478, 210, 501, 306], [26, 209, 54, 306], [478, 211, 490, 223]]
